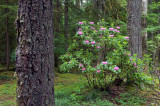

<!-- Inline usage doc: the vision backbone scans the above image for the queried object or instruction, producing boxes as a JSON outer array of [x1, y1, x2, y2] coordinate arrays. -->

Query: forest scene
[[0, 0, 160, 106]]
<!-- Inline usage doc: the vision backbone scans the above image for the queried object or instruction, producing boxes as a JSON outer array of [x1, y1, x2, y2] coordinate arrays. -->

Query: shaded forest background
[[0, 0, 159, 69]]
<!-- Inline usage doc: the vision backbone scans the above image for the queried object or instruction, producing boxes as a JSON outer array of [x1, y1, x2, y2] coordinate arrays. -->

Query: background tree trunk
[[64, 0, 69, 50], [56, 0, 61, 34], [80, 0, 83, 6], [6, 0, 9, 71], [127, 0, 142, 59], [76, 0, 80, 8], [16, 0, 54, 105], [142, 0, 148, 55]]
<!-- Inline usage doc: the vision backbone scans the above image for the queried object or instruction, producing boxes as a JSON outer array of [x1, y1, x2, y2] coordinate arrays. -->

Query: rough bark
[[127, 0, 142, 59], [141, 0, 148, 55], [6, 0, 9, 71], [16, 0, 54, 105], [64, 0, 69, 50]]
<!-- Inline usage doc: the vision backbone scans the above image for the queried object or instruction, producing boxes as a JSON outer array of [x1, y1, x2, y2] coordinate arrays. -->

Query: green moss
[[0, 71, 159, 105]]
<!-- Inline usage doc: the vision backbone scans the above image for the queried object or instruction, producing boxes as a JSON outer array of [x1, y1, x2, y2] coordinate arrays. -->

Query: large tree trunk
[[6, 0, 9, 71], [142, 0, 148, 55], [64, 0, 69, 50], [16, 0, 55, 105], [127, 0, 142, 59]]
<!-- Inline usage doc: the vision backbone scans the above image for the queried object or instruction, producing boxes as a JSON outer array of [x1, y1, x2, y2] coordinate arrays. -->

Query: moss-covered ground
[[0, 71, 159, 106]]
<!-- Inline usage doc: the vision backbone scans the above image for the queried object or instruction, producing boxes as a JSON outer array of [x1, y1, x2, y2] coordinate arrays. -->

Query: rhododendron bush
[[60, 20, 152, 90]]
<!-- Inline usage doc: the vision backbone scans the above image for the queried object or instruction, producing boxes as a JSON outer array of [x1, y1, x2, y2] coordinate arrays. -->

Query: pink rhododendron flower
[[100, 35, 102, 38], [78, 31, 83, 35], [101, 28, 105, 30], [94, 66, 97, 68], [135, 66, 138, 68], [124, 37, 129, 39], [68, 53, 70, 55], [109, 35, 114, 37], [114, 66, 119, 70], [89, 22, 94, 24], [79, 22, 83, 24], [109, 28, 114, 30], [116, 30, 120, 33], [130, 58, 133, 61], [85, 40, 89, 44], [82, 67, 85, 71], [102, 61, 108, 64], [79, 28, 82, 31], [97, 70, 101, 73], [91, 27, 95, 30], [79, 63, 83, 67], [116, 26, 120, 29], [113, 49, 116, 51], [91, 41, 95, 44], [114, 29, 119, 32], [128, 54, 131, 56], [97, 46, 100, 49], [133, 63, 136, 66]]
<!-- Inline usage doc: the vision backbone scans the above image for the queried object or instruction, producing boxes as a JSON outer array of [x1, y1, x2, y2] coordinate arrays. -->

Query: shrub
[[60, 20, 152, 90]]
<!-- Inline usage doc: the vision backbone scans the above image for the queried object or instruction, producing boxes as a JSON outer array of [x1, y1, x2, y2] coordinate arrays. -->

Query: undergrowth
[[0, 71, 159, 106]]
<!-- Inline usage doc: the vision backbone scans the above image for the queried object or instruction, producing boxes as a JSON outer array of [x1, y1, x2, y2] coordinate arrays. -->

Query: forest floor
[[0, 71, 160, 106]]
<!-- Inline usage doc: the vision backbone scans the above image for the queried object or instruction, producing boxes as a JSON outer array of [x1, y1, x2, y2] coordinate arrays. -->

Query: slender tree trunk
[[80, 0, 83, 6], [95, 0, 102, 19], [6, 0, 9, 71], [16, 0, 54, 105], [142, 0, 148, 55], [76, 0, 80, 8], [102, 0, 106, 18], [64, 0, 69, 50], [148, 0, 153, 39], [86, 0, 89, 4], [127, 0, 142, 59], [56, 0, 61, 33]]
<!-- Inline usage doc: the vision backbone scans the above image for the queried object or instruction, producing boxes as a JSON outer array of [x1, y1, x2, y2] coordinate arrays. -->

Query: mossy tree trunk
[[16, 0, 55, 105]]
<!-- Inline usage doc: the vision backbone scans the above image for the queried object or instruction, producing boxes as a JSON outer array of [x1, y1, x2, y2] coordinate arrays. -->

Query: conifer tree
[[16, 0, 55, 105]]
